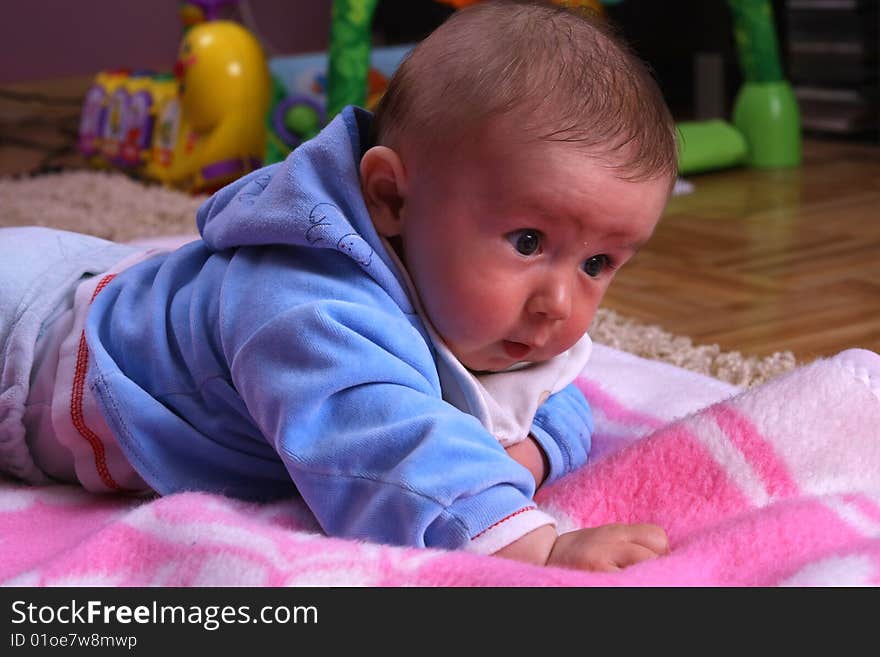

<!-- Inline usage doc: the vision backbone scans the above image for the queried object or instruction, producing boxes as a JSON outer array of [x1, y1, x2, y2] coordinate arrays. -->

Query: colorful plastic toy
[[727, 0, 801, 169], [146, 20, 270, 192], [115, 72, 164, 169], [82, 70, 182, 172], [178, 0, 240, 27], [78, 69, 128, 163], [144, 74, 182, 172], [676, 119, 748, 175], [78, 17, 270, 193], [326, 0, 381, 120], [679, 0, 801, 174], [264, 44, 409, 165]]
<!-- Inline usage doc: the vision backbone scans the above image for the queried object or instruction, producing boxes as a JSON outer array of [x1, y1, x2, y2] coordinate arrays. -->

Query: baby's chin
[[456, 346, 560, 375], [452, 349, 509, 375]]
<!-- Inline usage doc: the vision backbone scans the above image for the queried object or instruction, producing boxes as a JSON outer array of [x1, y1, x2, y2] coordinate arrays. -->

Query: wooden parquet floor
[[602, 138, 880, 361]]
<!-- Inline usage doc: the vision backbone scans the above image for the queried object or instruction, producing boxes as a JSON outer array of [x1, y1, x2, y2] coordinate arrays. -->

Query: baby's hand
[[547, 523, 669, 572]]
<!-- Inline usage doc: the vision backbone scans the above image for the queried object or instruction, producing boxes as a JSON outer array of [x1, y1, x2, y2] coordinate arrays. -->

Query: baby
[[0, 1, 677, 572]]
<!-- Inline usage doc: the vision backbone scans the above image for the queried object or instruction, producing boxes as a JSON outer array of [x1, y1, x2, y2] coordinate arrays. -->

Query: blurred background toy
[[264, 43, 409, 164], [262, 0, 414, 164], [147, 19, 270, 192], [178, 0, 241, 27], [727, 0, 801, 169], [677, 0, 801, 174], [78, 69, 126, 163], [78, 1, 270, 193]]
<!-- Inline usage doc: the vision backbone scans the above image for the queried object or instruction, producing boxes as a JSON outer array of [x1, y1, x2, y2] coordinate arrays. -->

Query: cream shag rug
[[1, 170, 797, 387]]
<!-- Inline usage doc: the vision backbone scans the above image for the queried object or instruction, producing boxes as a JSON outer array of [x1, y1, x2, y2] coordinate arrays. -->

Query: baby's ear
[[359, 146, 407, 237]]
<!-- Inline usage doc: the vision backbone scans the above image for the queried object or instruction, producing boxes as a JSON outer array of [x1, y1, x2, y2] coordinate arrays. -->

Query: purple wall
[[0, 0, 333, 83]]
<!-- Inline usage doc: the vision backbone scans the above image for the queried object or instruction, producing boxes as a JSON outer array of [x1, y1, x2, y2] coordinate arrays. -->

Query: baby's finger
[[612, 542, 664, 570], [625, 523, 670, 555]]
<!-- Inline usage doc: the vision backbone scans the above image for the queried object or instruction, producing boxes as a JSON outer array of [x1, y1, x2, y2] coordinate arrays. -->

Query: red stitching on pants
[[69, 274, 122, 491]]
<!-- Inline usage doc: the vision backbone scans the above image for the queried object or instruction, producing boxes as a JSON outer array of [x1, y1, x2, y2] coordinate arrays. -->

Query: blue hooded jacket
[[84, 106, 592, 550]]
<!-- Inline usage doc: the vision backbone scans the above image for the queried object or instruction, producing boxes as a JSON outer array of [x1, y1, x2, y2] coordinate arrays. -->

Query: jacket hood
[[195, 106, 410, 310]]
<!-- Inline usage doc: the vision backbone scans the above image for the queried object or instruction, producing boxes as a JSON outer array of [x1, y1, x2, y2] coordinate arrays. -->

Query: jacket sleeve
[[529, 383, 593, 485], [227, 297, 552, 551]]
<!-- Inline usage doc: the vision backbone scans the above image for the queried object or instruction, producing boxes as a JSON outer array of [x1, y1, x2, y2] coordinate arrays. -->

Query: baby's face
[[396, 128, 670, 372]]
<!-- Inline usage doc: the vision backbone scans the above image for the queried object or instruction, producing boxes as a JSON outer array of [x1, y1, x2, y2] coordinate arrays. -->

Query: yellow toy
[[146, 21, 270, 193], [80, 20, 269, 193]]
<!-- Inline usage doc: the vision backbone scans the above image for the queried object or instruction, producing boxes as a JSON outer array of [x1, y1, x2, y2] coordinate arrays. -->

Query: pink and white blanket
[[2, 344, 879, 587]]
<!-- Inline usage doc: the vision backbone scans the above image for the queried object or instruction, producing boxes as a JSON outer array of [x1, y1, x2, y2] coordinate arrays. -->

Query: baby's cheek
[[432, 302, 493, 346], [582, 287, 607, 321], [562, 323, 590, 352], [568, 303, 598, 340]]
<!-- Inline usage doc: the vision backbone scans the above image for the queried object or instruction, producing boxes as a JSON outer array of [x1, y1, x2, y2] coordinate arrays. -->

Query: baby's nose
[[526, 276, 572, 321]]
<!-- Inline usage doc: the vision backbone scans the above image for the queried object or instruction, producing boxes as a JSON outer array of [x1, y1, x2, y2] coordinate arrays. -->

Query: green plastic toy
[[678, 0, 801, 173], [727, 0, 801, 169], [677, 120, 748, 176], [326, 0, 380, 120]]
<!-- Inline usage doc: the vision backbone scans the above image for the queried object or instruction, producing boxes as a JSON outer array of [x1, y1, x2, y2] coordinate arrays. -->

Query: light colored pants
[[0, 227, 152, 491]]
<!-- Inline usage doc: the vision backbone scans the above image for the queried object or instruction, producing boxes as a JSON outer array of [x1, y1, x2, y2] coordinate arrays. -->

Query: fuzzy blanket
[[2, 344, 879, 587]]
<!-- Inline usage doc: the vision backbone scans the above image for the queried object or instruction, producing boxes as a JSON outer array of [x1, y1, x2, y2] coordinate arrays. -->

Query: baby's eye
[[507, 229, 542, 256], [583, 254, 610, 278]]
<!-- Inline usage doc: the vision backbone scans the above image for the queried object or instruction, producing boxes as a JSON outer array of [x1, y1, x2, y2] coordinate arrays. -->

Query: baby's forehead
[[395, 110, 672, 205]]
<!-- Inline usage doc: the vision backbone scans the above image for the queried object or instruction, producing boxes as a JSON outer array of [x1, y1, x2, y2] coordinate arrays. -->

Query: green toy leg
[[677, 120, 748, 176], [728, 0, 783, 83], [727, 0, 801, 168], [326, 0, 379, 120]]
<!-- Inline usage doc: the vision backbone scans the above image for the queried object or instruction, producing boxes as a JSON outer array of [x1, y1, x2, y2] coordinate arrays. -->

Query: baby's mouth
[[502, 341, 532, 360]]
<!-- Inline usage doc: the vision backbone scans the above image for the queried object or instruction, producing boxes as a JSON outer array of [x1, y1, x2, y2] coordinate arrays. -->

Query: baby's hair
[[371, 0, 678, 182]]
